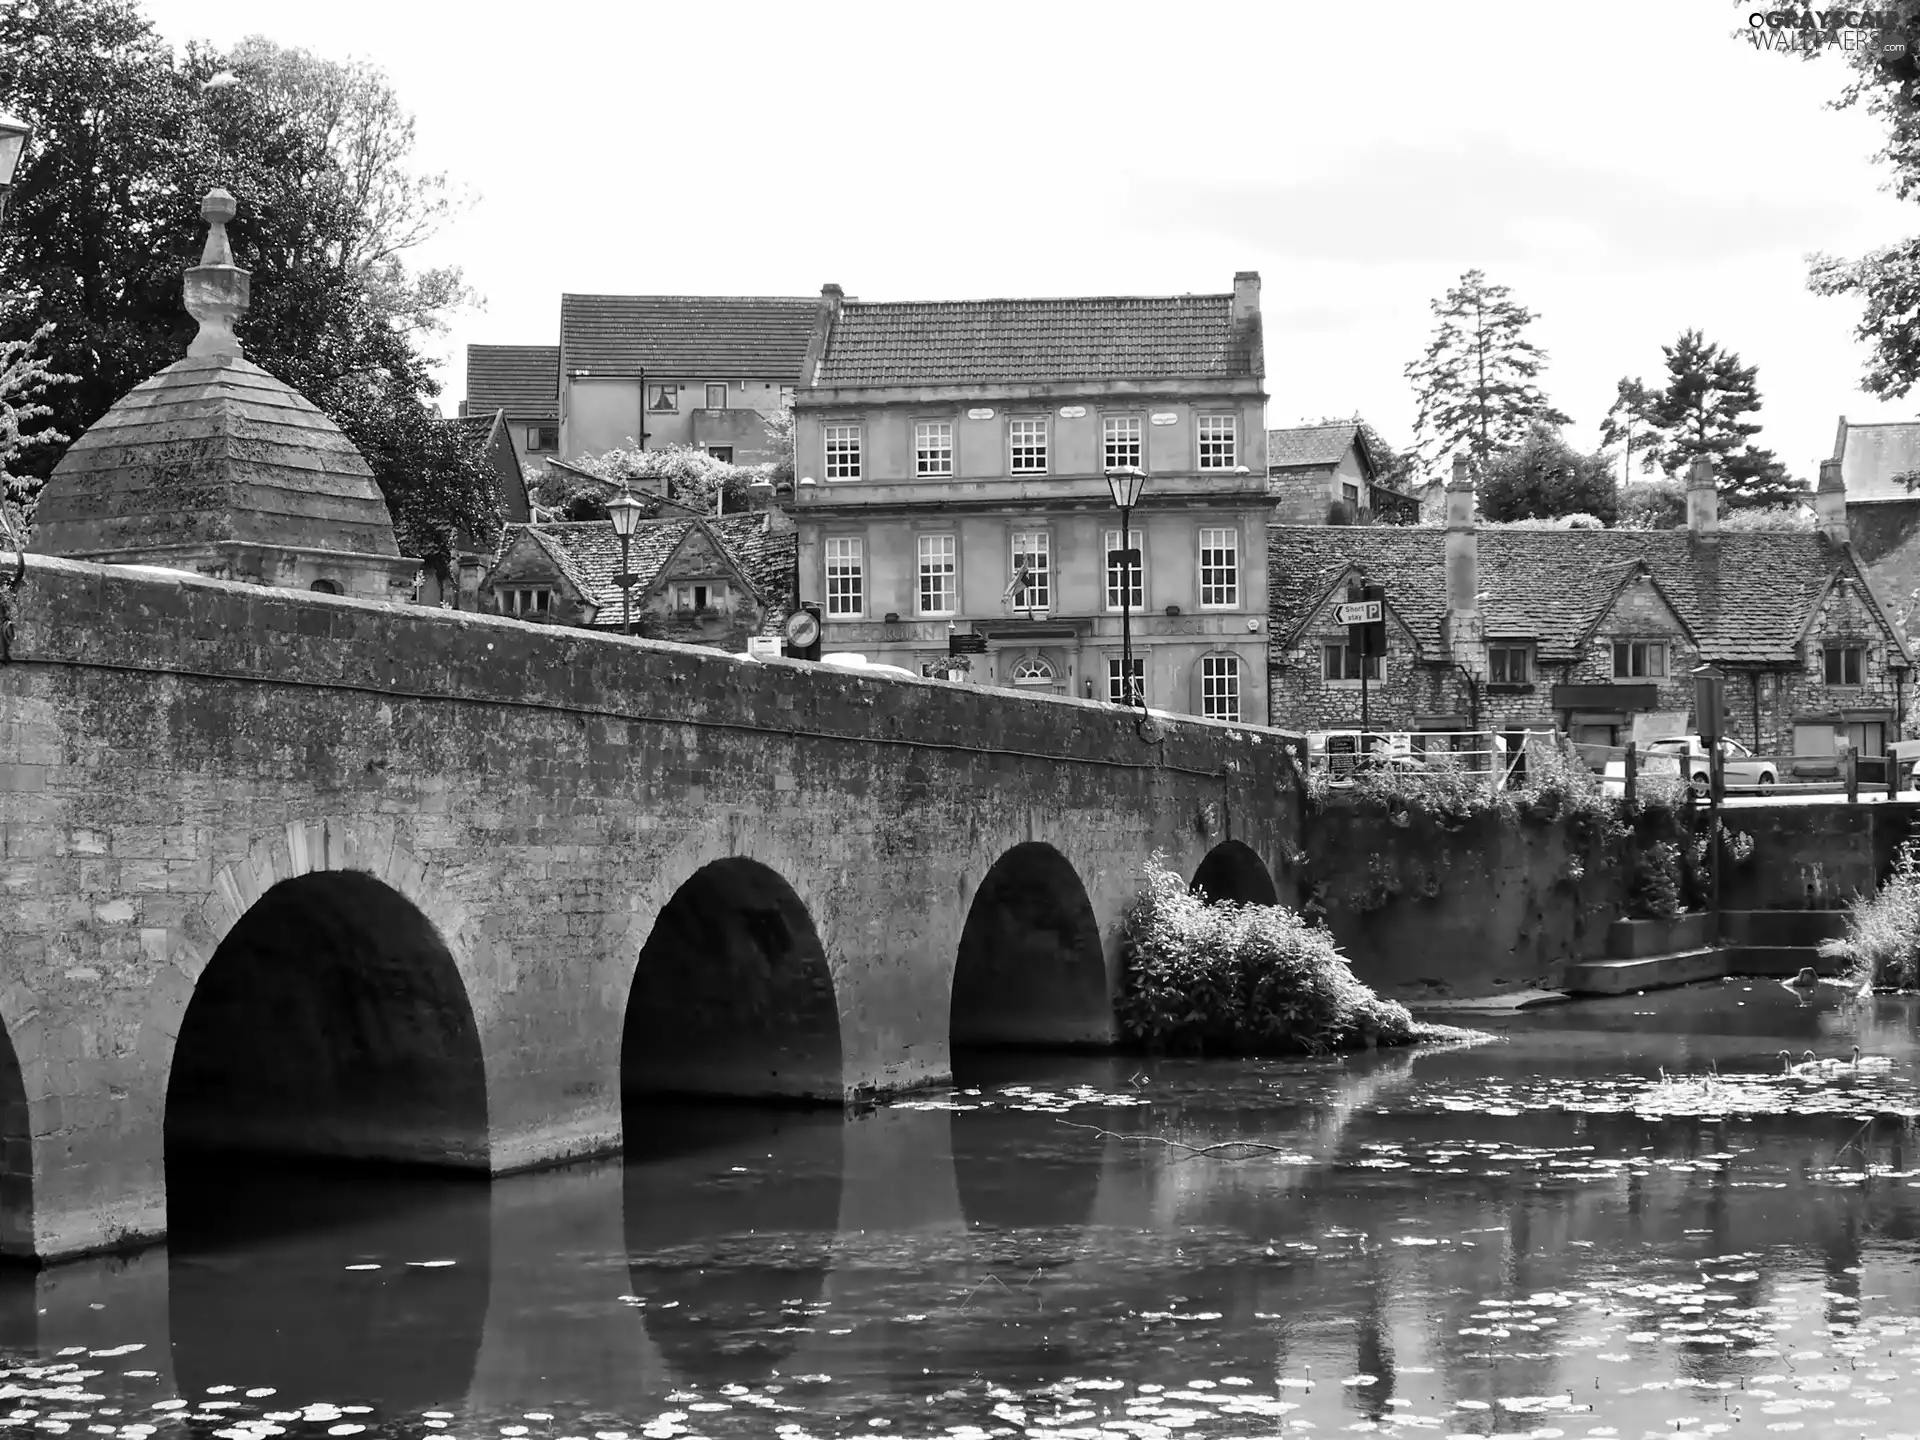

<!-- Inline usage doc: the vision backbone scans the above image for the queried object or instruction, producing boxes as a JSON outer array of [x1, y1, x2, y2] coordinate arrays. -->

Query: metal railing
[[1304, 729, 1561, 792], [1595, 742, 1912, 805]]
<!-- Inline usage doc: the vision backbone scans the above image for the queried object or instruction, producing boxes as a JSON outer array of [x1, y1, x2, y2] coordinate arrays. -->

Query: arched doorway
[[165, 870, 490, 1173], [1190, 840, 1279, 906], [0, 1023, 28, 1261], [621, 858, 841, 1103], [951, 843, 1110, 1050]]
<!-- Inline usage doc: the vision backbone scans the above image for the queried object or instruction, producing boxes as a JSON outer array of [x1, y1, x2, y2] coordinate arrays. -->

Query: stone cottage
[[485, 507, 796, 652], [1266, 455, 1914, 761], [1266, 421, 1420, 524]]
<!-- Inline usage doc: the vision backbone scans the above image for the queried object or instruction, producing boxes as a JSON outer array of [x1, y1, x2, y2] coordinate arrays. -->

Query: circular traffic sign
[[784, 608, 821, 649]]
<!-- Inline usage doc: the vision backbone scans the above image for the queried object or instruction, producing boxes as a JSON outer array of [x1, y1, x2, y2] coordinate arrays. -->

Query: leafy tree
[[1404, 269, 1570, 478], [1717, 504, 1814, 531], [0, 325, 74, 524], [1615, 478, 1686, 531], [1600, 329, 1803, 509], [1476, 424, 1619, 525], [0, 0, 495, 574], [534, 444, 776, 521]]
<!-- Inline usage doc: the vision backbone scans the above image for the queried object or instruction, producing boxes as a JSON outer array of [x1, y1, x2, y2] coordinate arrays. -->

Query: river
[[6, 979, 1920, 1440]]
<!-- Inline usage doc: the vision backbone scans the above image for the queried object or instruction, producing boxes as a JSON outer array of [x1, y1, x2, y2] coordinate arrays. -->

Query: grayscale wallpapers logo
[[1747, 8, 1910, 53]]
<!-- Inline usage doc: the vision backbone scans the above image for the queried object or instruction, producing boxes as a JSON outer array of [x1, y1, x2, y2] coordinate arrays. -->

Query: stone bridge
[[0, 555, 1304, 1262]]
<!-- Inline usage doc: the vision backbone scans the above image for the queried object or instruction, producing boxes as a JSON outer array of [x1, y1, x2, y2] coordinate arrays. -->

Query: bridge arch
[[951, 842, 1110, 1049], [0, 1015, 29, 1260], [1190, 839, 1279, 906], [165, 863, 490, 1171], [621, 856, 842, 1103]]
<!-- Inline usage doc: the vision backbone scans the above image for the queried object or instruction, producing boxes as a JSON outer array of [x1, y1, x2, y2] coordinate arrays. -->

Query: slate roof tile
[[1267, 422, 1359, 469], [1265, 526, 1901, 669], [465, 346, 559, 417], [560, 296, 816, 379], [814, 294, 1251, 387]]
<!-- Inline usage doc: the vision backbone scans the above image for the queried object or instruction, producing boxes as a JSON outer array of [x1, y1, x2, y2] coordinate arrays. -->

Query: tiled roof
[[559, 296, 816, 379], [1266, 525, 1906, 669], [1267, 422, 1360, 470], [466, 346, 558, 418], [1836, 418, 1920, 503], [501, 513, 796, 634], [813, 294, 1252, 387]]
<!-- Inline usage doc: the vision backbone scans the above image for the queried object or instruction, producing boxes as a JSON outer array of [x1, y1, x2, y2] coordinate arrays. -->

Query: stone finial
[[185, 188, 251, 359]]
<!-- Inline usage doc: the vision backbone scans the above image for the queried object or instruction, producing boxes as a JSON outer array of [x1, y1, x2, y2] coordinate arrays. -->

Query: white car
[[1604, 735, 1777, 797], [821, 652, 919, 680]]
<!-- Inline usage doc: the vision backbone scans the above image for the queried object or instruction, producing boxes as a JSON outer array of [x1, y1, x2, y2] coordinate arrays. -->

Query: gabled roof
[[813, 293, 1254, 387], [1267, 422, 1369, 474], [442, 410, 530, 530], [493, 512, 797, 634], [560, 296, 817, 380], [1835, 416, 1920, 503], [465, 345, 559, 418], [1266, 526, 1911, 669]]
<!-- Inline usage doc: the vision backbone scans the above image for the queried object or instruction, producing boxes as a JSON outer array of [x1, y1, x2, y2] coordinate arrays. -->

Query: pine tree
[[1404, 269, 1570, 480], [1602, 330, 1803, 509]]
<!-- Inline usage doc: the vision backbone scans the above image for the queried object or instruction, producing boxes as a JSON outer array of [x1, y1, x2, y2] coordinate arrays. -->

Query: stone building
[[484, 507, 796, 651], [1266, 421, 1419, 524], [1835, 414, 1920, 638], [416, 409, 533, 611], [789, 275, 1271, 722], [1266, 455, 1914, 760], [461, 345, 561, 467], [31, 190, 419, 601], [557, 294, 816, 465]]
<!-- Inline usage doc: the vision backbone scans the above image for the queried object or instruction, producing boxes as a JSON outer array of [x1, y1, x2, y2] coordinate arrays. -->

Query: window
[[308, 579, 341, 595], [527, 424, 558, 453], [824, 424, 862, 480], [704, 445, 734, 464], [1009, 417, 1049, 474], [1011, 656, 1056, 687], [1197, 415, 1236, 469], [1108, 656, 1145, 705], [917, 534, 957, 616], [500, 587, 552, 617], [1489, 645, 1530, 684], [1104, 528, 1144, 610], [1613, 640, 1667, 679], [1824, 644, 1865, 686], [1009, 531, 1050, 610], [1342, 481, 1361, 510], [825, 536, 864, 617], [1103, 415, 1143, 471], [705, 383, 728, 409], [915, 421, 953, 476], [647, 384, 679, 413], [1198, 528, 1238, 608], [670, 581, 728, 613], [1201, 655, 1241, 722], [1849, 720, 1886, 757], [1322, 643, 1382, 681]]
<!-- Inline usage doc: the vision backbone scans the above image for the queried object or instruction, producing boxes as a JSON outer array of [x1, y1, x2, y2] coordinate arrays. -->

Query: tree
[[0, 325, 74, 522], [1476, 424, 1619, 526], [0, 0, 494, 571], [1404, 269, 1570, 479], [536, 444, 774, 521], [1600, 329, 1802, 509], [1615, 478, 1686, 531]]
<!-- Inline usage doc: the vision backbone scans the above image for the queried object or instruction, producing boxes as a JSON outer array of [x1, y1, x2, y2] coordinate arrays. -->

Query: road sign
[[1334, 600, 1383, 626]]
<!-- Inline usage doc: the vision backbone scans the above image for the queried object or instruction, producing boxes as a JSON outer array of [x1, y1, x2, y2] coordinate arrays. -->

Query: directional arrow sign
[[1334, 600, 1383, 625]]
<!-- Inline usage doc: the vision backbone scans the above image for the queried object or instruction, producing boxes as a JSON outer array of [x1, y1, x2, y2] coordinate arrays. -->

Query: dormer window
[[1613, 640, 1667, 679], [1488, 645, 1531, 685], [671, 581, 729, 614], [1823, 644, 1865, 686], [501, 587, 551, 617]]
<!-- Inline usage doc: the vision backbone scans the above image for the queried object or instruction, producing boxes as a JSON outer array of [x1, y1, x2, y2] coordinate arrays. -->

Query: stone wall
[[0, 554, 1301, 1260]]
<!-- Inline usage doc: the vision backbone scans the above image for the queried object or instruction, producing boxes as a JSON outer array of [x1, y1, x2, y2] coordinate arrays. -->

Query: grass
[[1820, 840, 1920, 991], [1117, 854, 1483, 1056]]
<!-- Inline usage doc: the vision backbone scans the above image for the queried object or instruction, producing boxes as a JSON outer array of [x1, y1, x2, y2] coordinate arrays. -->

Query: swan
[[1849, 1045, 1894, 1073], [1780, 1049, 1843, 1078]]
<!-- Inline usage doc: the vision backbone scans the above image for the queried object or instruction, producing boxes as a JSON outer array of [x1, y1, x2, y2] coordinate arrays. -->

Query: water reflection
[[4, 983, 1920, 1440]]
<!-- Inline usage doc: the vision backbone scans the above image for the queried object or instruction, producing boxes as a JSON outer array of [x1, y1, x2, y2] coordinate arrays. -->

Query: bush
[[1821, 840, 1920, 990], [1118, 854, 1424, 1055]]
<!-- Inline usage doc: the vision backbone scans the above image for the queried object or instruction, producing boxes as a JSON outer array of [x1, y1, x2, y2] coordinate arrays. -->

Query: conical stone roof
[[32, 189, 418, 599]]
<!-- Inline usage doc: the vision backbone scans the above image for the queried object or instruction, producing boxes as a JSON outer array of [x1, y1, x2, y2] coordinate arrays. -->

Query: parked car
[[1602, 735, 1776, 797], [821, 652, 919, 680]]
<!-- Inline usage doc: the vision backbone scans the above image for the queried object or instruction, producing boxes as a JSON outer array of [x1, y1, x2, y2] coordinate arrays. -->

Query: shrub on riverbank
[[1118, 856, 1467, 1055], [1821, 840, 1920, 991]]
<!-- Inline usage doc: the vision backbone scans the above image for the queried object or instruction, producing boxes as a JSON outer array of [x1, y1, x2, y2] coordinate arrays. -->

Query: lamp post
[[1105, 465, 1148, 707], [0, 112, 31, 227], [607, 483, 644, 635]]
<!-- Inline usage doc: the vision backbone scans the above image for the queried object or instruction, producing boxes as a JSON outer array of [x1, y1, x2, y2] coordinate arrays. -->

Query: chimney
[[1817, 457, 1850, 545], [184, 189, 250, 359], [1686, 456, 1719, 538], [1444, 454, 1478, 615], [1232, 270, 1261, 325], [798, 283, 845, 389]]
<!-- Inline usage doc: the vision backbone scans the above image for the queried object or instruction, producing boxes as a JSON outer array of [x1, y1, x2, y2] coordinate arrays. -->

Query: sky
[[137, 0, 1920, 483]]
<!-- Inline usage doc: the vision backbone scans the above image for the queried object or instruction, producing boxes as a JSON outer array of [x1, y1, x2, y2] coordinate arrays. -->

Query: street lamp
[[606, 483, 645, 635], [0, 112, 31, 227], [1105, 465, 1148, 706]]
